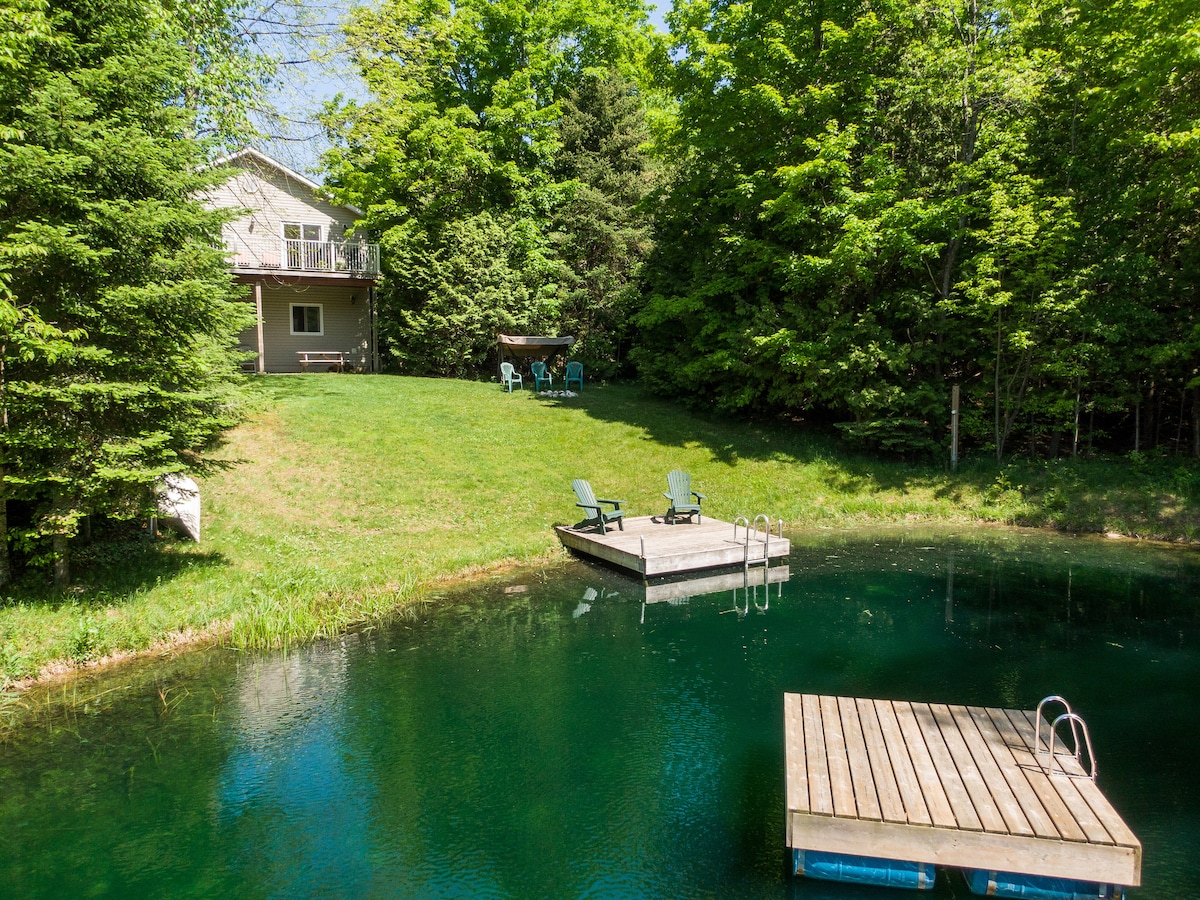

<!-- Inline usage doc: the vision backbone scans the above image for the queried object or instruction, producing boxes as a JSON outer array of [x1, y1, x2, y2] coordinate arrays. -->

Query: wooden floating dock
[[556, 515, 790, 577], [784, 693, 1142, 887]]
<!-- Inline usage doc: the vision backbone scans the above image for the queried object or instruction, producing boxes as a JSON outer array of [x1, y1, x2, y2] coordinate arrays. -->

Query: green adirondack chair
[[500, 361, 523, 392], [663, 469, 705, 524], [572, 478, 625, 534], [564, 361, 583, 391], [531, 361, 552, 391]]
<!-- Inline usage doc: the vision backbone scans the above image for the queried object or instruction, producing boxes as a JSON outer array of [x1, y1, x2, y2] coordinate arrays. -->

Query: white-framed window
[[290, 303, 323, 335], [282, 222, 322, 242]]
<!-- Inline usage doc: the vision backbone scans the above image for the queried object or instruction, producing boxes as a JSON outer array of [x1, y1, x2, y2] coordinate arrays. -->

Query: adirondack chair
[[572, 478, 625, 534], [531, 361, 552, 391], [564, 361, 583, 391], [500, 361, 523, 392], [663, 469, 705, 524]]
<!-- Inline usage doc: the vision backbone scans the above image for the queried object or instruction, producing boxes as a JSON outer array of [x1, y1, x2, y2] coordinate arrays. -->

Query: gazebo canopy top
[[497, 334, 575, 362]]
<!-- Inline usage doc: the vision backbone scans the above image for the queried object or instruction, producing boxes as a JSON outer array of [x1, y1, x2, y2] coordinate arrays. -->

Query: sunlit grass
[[2, 374, 1197, 688]]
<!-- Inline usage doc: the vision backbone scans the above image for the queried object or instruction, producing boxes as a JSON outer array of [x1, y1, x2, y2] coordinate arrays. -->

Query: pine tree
[[551, 71, 656, 376], [0, 0, 254, 586]]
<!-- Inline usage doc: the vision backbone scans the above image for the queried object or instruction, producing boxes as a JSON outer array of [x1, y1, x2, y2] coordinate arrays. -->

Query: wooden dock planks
[[556, 515, 789, 576], [784, 693, 1142, 887]]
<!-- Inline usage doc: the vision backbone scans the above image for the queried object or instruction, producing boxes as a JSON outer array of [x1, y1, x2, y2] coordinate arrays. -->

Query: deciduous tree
[[324, 0, 659, 375]]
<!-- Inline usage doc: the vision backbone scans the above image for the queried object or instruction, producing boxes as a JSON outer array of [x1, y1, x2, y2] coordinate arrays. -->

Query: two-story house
[[206, 148, 381, 373]]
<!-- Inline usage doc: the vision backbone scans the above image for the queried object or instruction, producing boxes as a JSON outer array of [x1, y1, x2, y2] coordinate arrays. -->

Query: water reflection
[[216, 647, 374, 896], [2, 527, 1198, 899], [633, 563, 789, 623]]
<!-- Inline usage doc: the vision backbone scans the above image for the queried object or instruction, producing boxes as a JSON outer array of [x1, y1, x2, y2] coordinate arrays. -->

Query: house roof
[[213, 147, 365, 217]]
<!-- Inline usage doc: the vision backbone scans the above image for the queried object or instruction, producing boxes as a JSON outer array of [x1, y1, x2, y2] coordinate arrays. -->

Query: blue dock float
[[795, 849, 935, 891], [966, 869, 1125, 899]]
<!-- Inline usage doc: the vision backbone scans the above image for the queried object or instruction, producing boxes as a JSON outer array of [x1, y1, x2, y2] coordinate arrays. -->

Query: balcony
[[233, 238, 380, 278]]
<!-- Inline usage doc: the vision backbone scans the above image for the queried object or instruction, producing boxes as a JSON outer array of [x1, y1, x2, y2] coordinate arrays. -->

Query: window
[[291, 304, 323, 335], [283, 223, 322, 242]]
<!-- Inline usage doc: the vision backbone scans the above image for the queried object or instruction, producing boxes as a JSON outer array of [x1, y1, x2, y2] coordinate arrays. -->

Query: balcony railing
[[233, 238, 380, 277]]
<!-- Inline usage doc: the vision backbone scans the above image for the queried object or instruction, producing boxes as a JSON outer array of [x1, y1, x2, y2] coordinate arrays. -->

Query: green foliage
[[634, 0, 1200, 460], [381, 211, 550, 376], [550, 71, 656, 377], [324, 0, 660, 375], [0, 0, 254, 585]]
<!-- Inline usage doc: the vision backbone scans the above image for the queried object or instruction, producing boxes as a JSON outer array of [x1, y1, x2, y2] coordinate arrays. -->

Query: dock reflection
[[573, 563, 791, 624]]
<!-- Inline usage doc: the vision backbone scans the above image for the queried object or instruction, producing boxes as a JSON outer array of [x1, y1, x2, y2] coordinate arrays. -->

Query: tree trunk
[[1176, 389, 1187, 455], [994, 320, 1003, 462], [50, 491, 72, 589], [1192, 389, 1200, 458], [1072, 385, 1081, 458], [53, 531, 69, 590], [0, 499, 8, 588], [1145, 381, 1156, 450]]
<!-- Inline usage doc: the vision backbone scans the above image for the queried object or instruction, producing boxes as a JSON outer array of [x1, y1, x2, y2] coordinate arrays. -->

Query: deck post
[[254, 281, 265, 373]]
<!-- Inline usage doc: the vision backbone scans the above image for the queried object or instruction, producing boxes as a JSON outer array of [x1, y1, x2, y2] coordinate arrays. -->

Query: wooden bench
[[297, 350, 345, 371]]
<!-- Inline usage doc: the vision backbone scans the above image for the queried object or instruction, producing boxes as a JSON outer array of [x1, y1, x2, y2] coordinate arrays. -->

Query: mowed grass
[[3, 374, 1199, 689]]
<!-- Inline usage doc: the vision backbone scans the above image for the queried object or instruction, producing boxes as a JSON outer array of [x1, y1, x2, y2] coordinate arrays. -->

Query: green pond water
[[3, 527, 1199, 899]]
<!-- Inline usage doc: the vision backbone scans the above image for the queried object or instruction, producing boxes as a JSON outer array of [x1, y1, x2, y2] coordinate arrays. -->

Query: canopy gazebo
[[497, 334, 575, 379]]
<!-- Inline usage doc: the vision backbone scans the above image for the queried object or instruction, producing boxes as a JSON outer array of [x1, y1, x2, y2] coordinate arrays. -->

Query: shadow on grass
[[2, 532, 229, 612], [544, 381, 980, 495]]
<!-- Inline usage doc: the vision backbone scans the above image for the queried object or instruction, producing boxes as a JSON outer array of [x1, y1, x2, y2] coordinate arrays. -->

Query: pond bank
[[3, 376, 1199, 692]]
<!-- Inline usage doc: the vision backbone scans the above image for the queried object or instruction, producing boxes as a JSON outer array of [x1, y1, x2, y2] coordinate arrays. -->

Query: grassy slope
[[3, 375, 1198, 688]]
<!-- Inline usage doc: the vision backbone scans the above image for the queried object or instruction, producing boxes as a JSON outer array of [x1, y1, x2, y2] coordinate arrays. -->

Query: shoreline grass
[[3, 374, 1199, 690]]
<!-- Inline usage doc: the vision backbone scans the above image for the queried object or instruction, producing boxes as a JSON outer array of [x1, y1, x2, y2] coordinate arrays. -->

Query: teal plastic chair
[[500, 361, 522, 392], [663, 469, 705, 524], [531, 361, 552, 391], [572, 478, 625, 534], [564, 361, 583, 391]]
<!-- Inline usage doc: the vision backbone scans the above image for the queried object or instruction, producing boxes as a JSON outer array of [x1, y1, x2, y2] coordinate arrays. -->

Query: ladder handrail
[[1036, 695, 1076, 759], [1035, 696, 1096, 780], [1048, 712, 1098, 780], [734, 514, 779, 567], [753, 514, 771, 564]]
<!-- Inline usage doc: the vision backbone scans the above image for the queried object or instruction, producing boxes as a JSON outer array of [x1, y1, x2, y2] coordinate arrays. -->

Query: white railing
[[233, 238, 380, 276]]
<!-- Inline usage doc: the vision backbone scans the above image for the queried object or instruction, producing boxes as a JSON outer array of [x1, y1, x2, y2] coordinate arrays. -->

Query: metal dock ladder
[[733, 514, 783, 568], [1036, 695, 1099, 780]]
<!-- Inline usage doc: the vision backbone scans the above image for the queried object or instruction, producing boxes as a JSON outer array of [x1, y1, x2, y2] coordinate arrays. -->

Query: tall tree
[[324, 0, 659, 375], [636, 0, 1197, 460], [550, 70, 656, 376], [0, 0, 255, 586]]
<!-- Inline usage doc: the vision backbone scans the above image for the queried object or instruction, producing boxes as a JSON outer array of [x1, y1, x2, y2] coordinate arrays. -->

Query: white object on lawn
[[156, 474, 201, 541]]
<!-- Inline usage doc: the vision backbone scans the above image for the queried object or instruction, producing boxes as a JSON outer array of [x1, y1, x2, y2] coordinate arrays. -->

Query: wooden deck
[[556, 515, 790, 577], [784, 694, 1141, 887]]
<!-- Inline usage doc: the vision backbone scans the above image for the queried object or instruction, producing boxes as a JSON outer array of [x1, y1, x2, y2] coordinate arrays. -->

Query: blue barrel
[[966, 869, 1124, 899], [793, 849, 936, 890]]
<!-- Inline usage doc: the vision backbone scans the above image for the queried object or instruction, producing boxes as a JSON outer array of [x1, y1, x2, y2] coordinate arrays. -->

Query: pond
[[2, 527, 1198, 899]]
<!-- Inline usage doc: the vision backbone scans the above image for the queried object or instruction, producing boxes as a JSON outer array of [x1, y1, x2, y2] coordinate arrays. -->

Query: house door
[[283, 223, 326, 270]]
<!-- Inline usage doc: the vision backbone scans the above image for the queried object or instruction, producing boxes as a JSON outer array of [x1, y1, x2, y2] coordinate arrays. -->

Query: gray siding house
[[205, 148, 380, 373]]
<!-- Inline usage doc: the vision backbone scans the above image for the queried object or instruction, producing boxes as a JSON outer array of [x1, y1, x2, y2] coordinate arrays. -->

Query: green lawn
[[3, 374, 1198, 689]]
